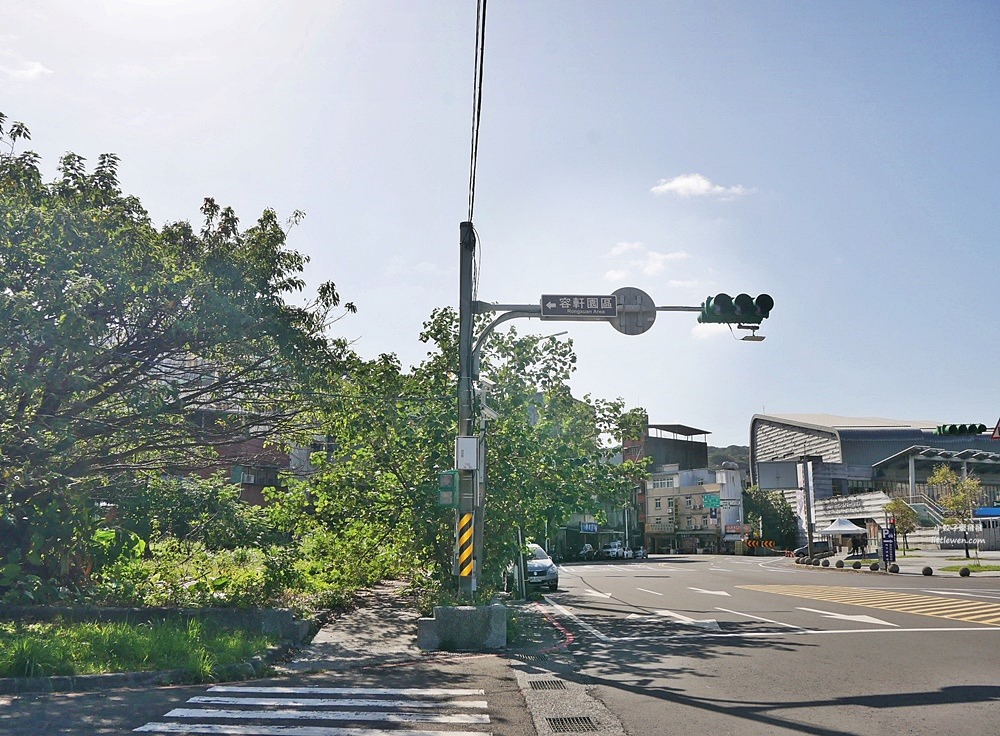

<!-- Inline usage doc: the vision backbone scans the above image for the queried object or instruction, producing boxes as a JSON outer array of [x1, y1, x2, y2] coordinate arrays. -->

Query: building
[[625, 422, 747, 553], [644, 464, 744, 553], [750, 414, 1000, 550]]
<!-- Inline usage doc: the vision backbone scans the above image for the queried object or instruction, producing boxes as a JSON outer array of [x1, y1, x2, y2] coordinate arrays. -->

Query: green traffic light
[[699, 292, 774, 325]]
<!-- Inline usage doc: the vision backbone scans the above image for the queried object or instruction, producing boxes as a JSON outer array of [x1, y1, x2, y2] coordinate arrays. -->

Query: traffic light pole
[[458, 222, 477, 599], [455, 247, 773, 598]]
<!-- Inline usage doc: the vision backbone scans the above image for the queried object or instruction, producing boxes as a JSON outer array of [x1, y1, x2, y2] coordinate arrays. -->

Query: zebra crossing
[[740, 584, 1000, 626], [133, 685, 492, 735]]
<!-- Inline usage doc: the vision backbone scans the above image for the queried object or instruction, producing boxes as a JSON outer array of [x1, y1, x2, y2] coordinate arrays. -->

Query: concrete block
[[416, 604, 506, 651]]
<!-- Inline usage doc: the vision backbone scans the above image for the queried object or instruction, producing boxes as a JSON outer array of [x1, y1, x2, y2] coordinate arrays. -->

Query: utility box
[[455, 437, 478, 470]]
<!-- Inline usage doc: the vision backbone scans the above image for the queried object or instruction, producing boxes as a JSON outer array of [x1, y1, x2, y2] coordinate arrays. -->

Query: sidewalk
[[818, 546, 1000, 576], [278, 581, 568, 673]]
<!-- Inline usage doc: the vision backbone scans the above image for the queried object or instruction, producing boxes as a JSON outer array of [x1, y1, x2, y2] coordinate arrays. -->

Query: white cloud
[[0, 58, 52, 80], [606, 241, 644, 257], [636, 249, 689, 275], [667, 278, 707, 289], [651, 173, 752, 200], [603, 242, 690, 281], [691, 323, 729, 340]]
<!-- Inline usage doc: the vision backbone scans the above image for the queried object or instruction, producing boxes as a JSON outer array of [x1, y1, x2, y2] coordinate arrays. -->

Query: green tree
[[883, 498, 918, 551], [928, 464, 985, 562], [0, 115, 352, 596], [708, 445, 749, 473], [742, 485, 797, 550]]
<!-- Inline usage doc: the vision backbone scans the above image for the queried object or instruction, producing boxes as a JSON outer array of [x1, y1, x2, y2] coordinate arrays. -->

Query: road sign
[[881, 528, 897, 563], [703, 493, 720, 508], [610, 286, 656, 335], [725, 524, 753, 534], [993, 417, 1000, 440], [580, 521, 598, 533], [746, 539, 776, 548], [719, 499, 741, 510], [540, 294, 618, 319]]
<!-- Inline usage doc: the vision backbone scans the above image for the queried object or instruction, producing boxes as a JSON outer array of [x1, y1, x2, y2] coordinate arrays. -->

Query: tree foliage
[[742, 485, 797, 549], [883, 498, 918, 550], [0, 115, 352, 595], [928, 463, 984, 561]]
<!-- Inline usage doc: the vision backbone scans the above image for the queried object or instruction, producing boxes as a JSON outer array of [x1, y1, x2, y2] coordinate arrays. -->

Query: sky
[[3, 0, 999, 447]]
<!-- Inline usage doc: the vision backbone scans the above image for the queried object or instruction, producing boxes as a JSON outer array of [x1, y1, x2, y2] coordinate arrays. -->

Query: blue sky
[[3, 0, 999, 446]]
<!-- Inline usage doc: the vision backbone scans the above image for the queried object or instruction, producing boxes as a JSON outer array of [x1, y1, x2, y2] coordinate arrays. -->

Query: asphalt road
[[542, 554, 1000, 736]]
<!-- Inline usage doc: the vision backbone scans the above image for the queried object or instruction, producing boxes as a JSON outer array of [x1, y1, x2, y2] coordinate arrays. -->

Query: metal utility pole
[[457, 221, 477, 598]]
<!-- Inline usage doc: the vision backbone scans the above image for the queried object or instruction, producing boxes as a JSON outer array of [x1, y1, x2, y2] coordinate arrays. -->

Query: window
[[654, 498, 662, 509], [687, 517, 694, 529], [685, 496, 693, 509], [652, 478, 675, 489], [702, 515, 708, 526]]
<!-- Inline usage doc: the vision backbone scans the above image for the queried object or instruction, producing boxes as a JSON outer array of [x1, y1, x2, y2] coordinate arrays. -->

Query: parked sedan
[[525, 543, 559, 591], [631, 546, 648, 559]]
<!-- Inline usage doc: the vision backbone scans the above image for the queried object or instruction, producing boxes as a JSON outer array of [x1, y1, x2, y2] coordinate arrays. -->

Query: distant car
[[578, 543, 595, 561], [524, 543, 559, 591], [600, 541, 626, 559], [631, 546, 648, 559], [793, 541, 831, 557]]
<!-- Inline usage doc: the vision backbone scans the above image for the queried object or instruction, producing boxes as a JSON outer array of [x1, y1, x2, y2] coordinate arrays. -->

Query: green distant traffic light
[[935, 423, 987, 436], [699, 293, 773, 324]]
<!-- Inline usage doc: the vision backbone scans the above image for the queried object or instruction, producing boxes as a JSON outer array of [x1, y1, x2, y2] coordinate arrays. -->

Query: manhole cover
[[529, 679, 567, 690], [547, 716, 598, 732]]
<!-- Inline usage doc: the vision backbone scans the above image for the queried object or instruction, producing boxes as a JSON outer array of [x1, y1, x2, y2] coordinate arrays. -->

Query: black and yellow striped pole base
[[457, 511, 475, 578]]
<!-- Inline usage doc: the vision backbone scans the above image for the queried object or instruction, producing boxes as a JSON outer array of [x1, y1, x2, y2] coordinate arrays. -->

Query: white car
[[524, 543, 559, 591], [600, 541, 626, 559]]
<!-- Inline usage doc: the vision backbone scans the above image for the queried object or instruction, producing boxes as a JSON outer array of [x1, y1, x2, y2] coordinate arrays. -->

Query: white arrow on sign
[[655, 609, 721, 631], [688, 587, 731, 597], [546, 301, 557, 309], [796, 607, 898, 627], [585, 589, 611, 598]]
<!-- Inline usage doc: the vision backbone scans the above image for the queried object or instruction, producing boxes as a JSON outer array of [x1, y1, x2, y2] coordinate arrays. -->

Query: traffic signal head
[[936, 423, 988, 435], [699, 292, 774, 324]]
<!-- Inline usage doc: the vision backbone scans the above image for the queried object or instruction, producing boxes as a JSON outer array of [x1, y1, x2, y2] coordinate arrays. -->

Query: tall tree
[[742, 485, 797, 549], [0, 115, 352, 592], [928, 464, 985, 562], [883, 498, 918, 551]]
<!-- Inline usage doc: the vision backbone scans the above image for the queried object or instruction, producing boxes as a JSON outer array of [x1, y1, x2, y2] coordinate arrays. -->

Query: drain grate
[[529, 679, 567, 691], [547, 716, 598, 732]]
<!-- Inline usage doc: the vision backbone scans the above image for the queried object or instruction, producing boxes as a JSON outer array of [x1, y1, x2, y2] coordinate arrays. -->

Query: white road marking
[[714, 607, 803, 629], [585, 589, 611, 598], [208, 687, 485, 697], [922, 590, 1000, 600], [163, 708, 489, 724], [136, 724, 486, 735], [544, 597, 612, 641], [797, 607, 899, 627], [709, 567, 733, 572], [654, 609, 721, 631], [688, 587, 731, 597], [636, 587, 663, 596], [189, 696, 487, 709]]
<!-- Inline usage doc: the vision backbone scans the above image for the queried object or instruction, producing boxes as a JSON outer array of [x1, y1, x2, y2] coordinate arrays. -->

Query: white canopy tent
[[818, 518, 868, 535]]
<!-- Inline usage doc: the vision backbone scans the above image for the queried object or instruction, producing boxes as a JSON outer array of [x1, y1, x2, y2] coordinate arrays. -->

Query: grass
[[0, 618, 278, 681], [939, 564, 1000, 573]]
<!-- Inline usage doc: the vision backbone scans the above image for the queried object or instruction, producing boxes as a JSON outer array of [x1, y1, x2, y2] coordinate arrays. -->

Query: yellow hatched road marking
[[739, 585, 1000, 627]]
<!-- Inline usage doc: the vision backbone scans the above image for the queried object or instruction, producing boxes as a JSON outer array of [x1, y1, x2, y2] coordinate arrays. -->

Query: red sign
[[993, 418, 1000, 440]]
